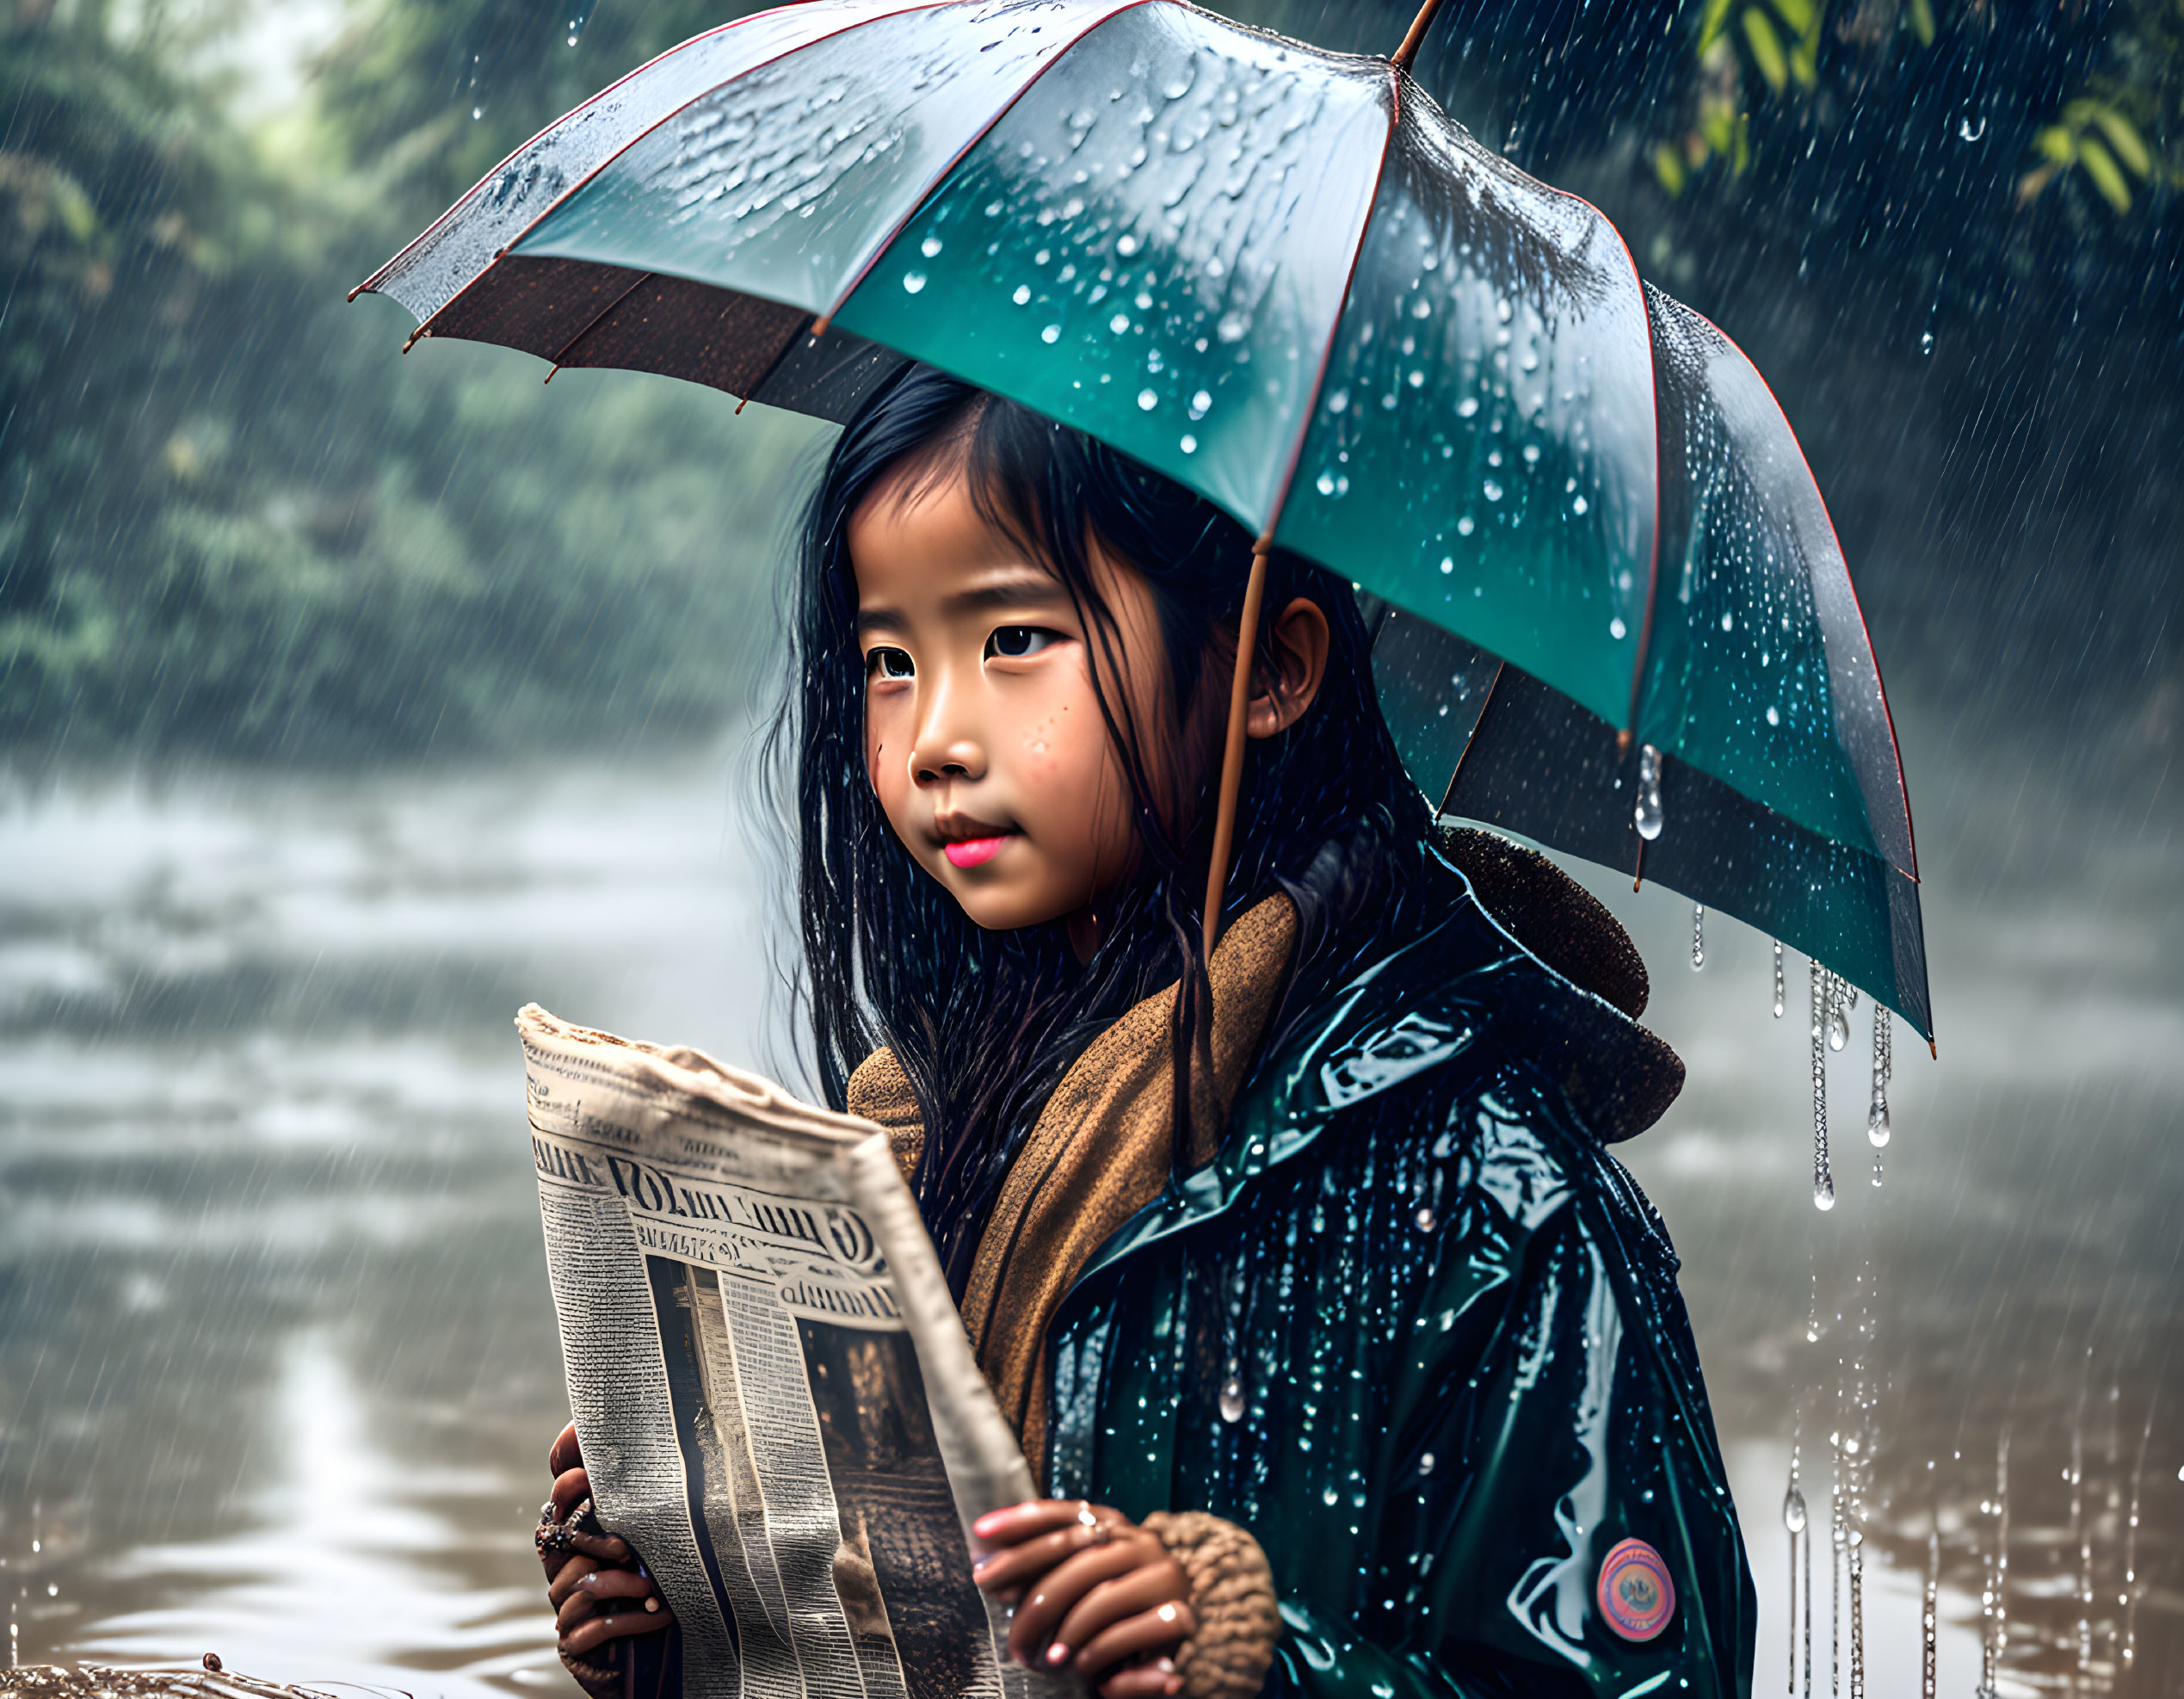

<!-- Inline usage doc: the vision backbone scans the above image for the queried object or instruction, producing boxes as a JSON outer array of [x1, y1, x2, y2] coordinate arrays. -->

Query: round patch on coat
[[1596, 1538, 1675, 1641]]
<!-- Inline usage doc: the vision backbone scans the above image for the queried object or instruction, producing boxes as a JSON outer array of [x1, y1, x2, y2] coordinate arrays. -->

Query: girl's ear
[[1245, 596, 1332, 739]]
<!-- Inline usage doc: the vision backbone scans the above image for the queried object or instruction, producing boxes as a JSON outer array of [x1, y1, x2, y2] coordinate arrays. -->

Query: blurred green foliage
[[1650, 0, 2177, 223], [2019, 0, 2179, 215], [1, 0, 824, 761]]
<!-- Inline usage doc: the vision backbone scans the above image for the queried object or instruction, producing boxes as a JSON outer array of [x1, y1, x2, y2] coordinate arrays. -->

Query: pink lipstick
[[943, 835, 1009, 868]]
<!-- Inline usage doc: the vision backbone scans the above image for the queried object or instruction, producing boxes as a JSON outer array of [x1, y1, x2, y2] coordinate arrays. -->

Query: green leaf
[[1791, 25, 1821, 87], [2088, 106, 2153, 176], [1699, 0, 1737, 54], [1770, 0, 1817, 34], [1654, 142, 1687, 195], [1733, 110, 1753, 174], [2034, 124, 2077, 165], [48, 171, 101, 245], [1743, 7, 1790, 93], [2076, 135, 2132, 211], [1908, 0, 1935, 45], [1702, 103, 1737, 154]]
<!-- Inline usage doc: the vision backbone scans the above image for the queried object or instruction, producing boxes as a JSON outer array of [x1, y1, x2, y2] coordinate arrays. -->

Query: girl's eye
[[867, 647, 915, 680], [986, 626, 1061, 660]]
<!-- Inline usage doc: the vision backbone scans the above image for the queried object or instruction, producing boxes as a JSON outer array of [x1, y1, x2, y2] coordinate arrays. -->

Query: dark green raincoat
[[1043, 834, 1755, 1699]]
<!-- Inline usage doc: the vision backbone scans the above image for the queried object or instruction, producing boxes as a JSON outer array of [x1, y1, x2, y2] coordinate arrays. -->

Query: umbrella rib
[[372, 2, 962, 345], [1434, 661, 1505, 820], [1626, 288, 1666, 738], [811, 0, 1157, 337], [1201, 65, 1404, 951], [541, 271, 657, 381], [350, 7, 781, 301]]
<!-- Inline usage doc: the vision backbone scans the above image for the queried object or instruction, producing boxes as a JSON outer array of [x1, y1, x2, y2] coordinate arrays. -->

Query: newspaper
[[517, 1005, 1068, 1699]]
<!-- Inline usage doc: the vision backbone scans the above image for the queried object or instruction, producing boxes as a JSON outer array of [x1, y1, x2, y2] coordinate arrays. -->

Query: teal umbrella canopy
[[355, 0, 1928, 1038]]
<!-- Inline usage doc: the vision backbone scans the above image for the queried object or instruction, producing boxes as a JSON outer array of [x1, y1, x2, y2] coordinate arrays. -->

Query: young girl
[[540, 368, 1754, 1698]]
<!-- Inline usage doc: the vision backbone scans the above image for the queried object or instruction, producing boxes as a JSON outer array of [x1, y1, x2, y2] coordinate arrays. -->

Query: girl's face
[[849, 460, 1181, 936]]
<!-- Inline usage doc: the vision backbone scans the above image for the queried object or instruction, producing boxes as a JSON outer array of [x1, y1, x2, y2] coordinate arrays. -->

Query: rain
[[3, 0, 2178, 1695]]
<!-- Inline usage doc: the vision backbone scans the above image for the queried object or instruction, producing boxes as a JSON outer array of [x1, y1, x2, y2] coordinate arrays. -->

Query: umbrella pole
[[1202, 537, 1272, 955], [1391, 0, 1453, 71]]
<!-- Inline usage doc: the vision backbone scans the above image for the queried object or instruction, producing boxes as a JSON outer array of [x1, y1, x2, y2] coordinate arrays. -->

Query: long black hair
[[779, 366, 1425, 1288]]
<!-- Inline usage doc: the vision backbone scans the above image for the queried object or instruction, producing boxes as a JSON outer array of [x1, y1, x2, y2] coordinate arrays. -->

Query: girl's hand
[[972, 1500, 1194, 1699], [540, 1423, 676, 1660]]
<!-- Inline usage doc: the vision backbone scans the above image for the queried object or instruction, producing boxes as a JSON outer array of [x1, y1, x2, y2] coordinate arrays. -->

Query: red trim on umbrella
[[1627, 281, 1665, 739], [352, 0, 824, 300], [1255, 65, 1405, 542], [1677, 300, 1919, 885], [356, 0, 962, 329]]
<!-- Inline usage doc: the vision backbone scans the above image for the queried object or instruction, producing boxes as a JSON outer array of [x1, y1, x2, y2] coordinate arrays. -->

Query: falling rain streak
[[1811, 959, 1835, 1212]]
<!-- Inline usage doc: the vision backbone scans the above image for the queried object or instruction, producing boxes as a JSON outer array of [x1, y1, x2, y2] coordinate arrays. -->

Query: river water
[[1, 733, 2175, 1696]]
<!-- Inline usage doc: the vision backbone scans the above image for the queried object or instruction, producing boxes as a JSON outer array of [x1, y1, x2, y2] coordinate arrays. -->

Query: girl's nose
[[910, 708, 986, 786]]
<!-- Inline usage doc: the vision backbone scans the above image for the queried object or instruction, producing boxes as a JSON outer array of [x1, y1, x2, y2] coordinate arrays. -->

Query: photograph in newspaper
[[516, 1006, 1019, 1699]]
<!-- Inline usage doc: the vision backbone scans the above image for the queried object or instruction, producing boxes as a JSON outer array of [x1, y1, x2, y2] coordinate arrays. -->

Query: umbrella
[[352, 0, 1929, 1040]]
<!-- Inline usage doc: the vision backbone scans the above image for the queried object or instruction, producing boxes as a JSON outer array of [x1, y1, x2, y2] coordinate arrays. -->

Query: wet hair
[[779, 365, 1423, 1288]]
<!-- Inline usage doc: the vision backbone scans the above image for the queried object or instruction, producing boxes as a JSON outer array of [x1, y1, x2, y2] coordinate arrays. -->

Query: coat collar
[[1070, 835, 1682, 1291]]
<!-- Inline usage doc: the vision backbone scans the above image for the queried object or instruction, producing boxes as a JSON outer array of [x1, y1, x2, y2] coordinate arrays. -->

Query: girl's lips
[[942, 834, 1011, 869]]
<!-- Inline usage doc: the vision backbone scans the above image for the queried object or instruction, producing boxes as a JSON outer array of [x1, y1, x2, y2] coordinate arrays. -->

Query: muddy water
[[0, 733, 2175, 1696]]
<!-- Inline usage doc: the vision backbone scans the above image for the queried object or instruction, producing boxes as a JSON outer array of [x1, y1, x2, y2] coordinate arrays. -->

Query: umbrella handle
[[1201, 538, 1272, 956]]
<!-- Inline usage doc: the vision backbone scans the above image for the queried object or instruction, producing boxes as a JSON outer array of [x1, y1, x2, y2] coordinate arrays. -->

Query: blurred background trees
[[3, 0, 2176, 760]]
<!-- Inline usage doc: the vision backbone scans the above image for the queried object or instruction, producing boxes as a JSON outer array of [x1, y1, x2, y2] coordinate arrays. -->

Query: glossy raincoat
[[1040, 830, 1755, 1699]]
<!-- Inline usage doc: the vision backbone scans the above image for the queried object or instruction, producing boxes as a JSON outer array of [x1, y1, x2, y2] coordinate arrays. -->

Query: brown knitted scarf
[[847, 893, 1300, 1474]]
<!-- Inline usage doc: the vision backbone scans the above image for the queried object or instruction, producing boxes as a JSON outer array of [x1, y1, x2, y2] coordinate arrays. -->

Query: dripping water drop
[[1633, 744, 1663, 841], [1218, 1363, 1245, 1424]]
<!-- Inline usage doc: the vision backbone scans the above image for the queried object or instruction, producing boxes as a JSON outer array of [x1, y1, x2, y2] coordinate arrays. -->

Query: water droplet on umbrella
[[1457, 516, 1475, 536], [1415, 1205, 1435, 1232], [920, 236, 943, 258], [1179, 434, 1197, 454], [1013, 285, 1032, 306], [472, 106, 484, 120], [1773, 941, 1786, 1017], [1691, 903, 1706, 970], [902, 272, 927, 294], [1633, 744, 1664, 840], [1829, 1001, 1850, 1051], [1608, 616, 1626, 639], [1418, 1451, 1435, 1476], [1218, 1365, 1245, 1424], [1483, 479, 1502, 502], [1767, 705, 1781, 726], [1137, 388, 1157, 411], [1785, 1483, 1809, 1533], [1108, 312, 1129, 334], [1188, 389, 1212, 418], [1042, 324, 1061, 343], [1457, 396, 1478, 418]]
